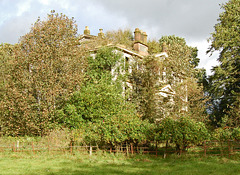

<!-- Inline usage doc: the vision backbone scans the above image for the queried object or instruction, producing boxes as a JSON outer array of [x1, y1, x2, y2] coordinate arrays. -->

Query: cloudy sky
[[0, 0, 228, 75]]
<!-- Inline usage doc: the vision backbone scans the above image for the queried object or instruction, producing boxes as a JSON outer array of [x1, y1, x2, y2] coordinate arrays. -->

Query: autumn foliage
[[1, 3, 239, 151]]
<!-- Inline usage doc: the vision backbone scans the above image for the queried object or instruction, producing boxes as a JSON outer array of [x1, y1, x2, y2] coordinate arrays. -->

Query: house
[[79, 26, 185, 117]]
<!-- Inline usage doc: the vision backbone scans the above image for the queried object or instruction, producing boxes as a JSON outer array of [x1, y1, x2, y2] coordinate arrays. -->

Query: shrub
[[156, 117, 210, 152], [212, 127, 240, 141]]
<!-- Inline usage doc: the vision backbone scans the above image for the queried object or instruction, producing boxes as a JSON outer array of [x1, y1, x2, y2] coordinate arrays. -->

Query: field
[[0, 152, 240, 175]]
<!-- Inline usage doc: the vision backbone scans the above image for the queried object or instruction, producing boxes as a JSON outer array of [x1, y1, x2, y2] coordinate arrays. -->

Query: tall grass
[[0, 151, 240, 175]]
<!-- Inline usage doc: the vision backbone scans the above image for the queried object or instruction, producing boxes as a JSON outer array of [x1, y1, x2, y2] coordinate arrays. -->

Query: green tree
[[83, 108, 150, 147], [57, 47, 125, 125], [133, 36, 207, 122], [207, 0, 240, 127], [157, 117, 209, 153], [0, 44, 14, 100], [0, 11, 85, 136], [105, 29, 134, 49], [58, 77, 127, 126], [131, 55, 164, 122], [159, 36, 206, 121], [158, 36, 198, 83], [58, 47, 150, 147], [147, 39, 161, 55]]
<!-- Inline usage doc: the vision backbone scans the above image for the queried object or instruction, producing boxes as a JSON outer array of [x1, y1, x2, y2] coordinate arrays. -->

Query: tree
[[131, 55, 164, 122], [57, 47, 130, 125], [133, 36, 207, 122], [156, 117, 209, 153], [159, 36, 207, 121], [207, 0, 240, 127], [0, 11, 86, 136], [83, 108, 150, 147], [0, 44, 14, 101], [105, 29, 134, 49], [158, 36, 198, 82], [147, 39, 161, 55], [58, 47, 150, 147]]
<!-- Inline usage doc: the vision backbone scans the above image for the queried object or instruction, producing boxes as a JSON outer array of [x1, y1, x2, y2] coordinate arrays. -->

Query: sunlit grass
[[0, 152, 240, 175]]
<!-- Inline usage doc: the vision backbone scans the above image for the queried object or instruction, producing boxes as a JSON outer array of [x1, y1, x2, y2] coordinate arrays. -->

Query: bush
[[156, 117, 210, 152], [212, 127, 240, 141], [83, 114, 151, 147]]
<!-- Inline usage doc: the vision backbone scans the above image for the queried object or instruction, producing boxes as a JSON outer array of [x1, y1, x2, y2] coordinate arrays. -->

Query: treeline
[[0, 0, 239, 152]]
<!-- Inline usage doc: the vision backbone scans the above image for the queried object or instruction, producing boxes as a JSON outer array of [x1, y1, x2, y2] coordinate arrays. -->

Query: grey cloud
[[0, 0, 84, 44], [0, 0, 46, 44], [83, 0, 227, 75], [0, 0, 229, 75], [0, 0, 20, 25], [0, 11, 39, 44], [0, 0, 127, 44], [88, 0, 227, 41], [1, 0, 228, 43]]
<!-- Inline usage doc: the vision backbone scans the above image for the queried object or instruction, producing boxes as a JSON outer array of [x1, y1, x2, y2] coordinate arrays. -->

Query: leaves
[[133, 35, 207, 122], [156, 117, 209, 151], [0, 11, 86, 136], [208, 0, 240, 126], [57, 47, 152, 146]]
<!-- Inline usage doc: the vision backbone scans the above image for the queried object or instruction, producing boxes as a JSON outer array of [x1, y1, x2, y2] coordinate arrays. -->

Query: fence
[[0, 141, 98, 155], [0, 140, 240, 157]]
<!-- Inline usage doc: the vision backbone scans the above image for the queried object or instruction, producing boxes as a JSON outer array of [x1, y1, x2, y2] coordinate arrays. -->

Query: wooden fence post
[[155, 141, 158, 157], [48, 139, 50, 153], [16, 140, 19, 152], [164, 141, 168, 159], [89, 144, 92, 156], [228, 140, 231, 158], [131, 143, 133, 155], [70, 141, 73, 154], [204, 141, 207, 157], [32, 142, 35, 154], [220, 141, 223, 157], [110, 146, 112, 154], [12, 142, 15, 152]]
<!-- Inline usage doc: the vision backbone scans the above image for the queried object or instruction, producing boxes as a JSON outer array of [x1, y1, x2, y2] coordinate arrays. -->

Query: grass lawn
[[0, 152, 240, 175]]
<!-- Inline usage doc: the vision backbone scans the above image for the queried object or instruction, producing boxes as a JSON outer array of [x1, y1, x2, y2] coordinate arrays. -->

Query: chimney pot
[[133, 28, 149, 56], [134, 28, 141, 42], [98, 28, 104, 38], [84, 26, 90, 35], [142, 32, 147, 44]]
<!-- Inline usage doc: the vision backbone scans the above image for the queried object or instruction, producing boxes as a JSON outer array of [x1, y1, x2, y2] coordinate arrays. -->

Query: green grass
[[0, 152, 240, 175]]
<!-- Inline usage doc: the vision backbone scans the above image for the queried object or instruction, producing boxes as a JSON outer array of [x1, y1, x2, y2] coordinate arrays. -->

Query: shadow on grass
[[1, 153, 240, 175], [55, 164, 147, 175], [36, 157, 240, 175]]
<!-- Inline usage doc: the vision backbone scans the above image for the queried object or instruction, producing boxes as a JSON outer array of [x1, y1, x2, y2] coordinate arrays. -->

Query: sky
[[0, 0, 228, 75]]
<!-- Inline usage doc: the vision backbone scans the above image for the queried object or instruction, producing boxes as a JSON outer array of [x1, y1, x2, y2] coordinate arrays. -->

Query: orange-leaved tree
[[1, 11, 86, 136]]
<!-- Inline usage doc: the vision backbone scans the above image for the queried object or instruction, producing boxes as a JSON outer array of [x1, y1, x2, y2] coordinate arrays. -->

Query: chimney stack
[[84, 26, 90, 35], [133, 28, 148, 56], [142, 32, 147, 45], [134, 28, 141, 42], [98, 28, 104, 38]]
